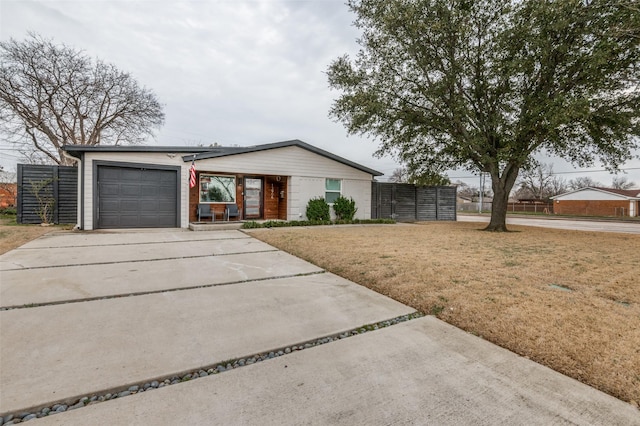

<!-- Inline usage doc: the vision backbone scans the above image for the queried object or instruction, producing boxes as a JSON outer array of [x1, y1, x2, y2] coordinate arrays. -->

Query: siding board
[[417, 187, 437, 220]]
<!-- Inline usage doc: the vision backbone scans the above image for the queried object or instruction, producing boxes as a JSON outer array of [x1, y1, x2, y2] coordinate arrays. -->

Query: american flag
[[189, 160, 196, 188]]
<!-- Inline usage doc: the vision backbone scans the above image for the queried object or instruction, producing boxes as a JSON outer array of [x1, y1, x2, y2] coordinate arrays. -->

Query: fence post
[[53, 166, 60, 224], [16, 164, 23, 224], [415, 185, 418, 221]]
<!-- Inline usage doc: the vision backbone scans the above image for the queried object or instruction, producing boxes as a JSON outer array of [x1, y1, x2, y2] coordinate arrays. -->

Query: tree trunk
[[486, 185, 509, 231], [485, 168, 519, 232]]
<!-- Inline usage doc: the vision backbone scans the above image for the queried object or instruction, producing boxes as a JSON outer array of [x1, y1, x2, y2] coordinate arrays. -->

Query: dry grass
[[251, 222, 640, 405], [0, 215, 60, 255]]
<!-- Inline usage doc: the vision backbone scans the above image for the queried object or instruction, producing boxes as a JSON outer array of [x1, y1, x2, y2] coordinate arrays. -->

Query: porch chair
[[197, 204, 214, 222], [224, 204, 241, 221]]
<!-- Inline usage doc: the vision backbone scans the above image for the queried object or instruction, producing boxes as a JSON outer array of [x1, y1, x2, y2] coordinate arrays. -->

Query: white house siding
[[292, 177, 372, 220], [343, 179, 372, 219], [194, 146, 373, 180], [293, 177, 324, 219], [78, 146, 375, 229], [80, 152, 187, 230]]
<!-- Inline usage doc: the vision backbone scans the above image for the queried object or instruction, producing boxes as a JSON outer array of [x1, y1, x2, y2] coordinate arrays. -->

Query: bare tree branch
[[0, 34, 165, 165]]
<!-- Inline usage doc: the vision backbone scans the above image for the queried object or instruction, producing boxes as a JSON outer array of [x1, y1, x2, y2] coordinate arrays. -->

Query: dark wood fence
[[17, 164, 77, 224], [507, 202, 553, 214], [371, 183, 457, 221]]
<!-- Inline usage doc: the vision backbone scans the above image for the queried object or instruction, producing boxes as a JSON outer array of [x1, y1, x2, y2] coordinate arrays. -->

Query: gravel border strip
[[0, 312, 424, 424], [0, 248, 279, 272], [0, 270, 325, 311]]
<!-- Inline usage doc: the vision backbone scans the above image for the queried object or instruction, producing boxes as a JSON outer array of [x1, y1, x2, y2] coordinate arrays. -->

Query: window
[[199, 174, 236, 203], [325, 178, 341, 204]]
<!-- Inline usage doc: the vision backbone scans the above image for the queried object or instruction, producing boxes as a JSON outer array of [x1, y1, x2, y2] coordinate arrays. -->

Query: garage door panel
[[120, 184, 145, 197], [140, 202, 161, 213], [100, 183, 121, 196], [98, 167, 123, 180], [119, 168, 143, 180], [119, 215, 145, 228], [141, 170, 163, 181], [120, 200, 140, 212], [159, 173, 176, 183], [97, 166, 178, 229], [157, 185, 175, 197], [98, 214, 122, 227], [154, 216, 177, 226], [157, 200, 174, 211]]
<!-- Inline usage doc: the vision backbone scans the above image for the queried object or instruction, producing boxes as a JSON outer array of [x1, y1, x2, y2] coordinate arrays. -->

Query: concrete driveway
[[1, 229, 638, 425]]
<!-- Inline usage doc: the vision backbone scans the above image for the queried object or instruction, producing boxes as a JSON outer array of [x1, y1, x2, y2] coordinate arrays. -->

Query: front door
[[244, 178, 262, 219]]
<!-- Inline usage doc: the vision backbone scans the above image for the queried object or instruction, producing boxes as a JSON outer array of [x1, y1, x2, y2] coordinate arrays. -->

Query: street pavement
[[458, 214, 640, 234], [1, 229, 638, 425]]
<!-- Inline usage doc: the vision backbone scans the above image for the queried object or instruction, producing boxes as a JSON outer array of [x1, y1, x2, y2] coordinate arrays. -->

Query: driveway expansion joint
[[14, 236, 253, 250], [0, 312, 424, 422], [0, 270, 327, 311], [0, 249, 279, 272]]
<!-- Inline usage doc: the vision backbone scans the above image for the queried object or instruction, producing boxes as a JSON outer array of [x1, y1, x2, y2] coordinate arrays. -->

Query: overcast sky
[[1, 0, 639, 187]]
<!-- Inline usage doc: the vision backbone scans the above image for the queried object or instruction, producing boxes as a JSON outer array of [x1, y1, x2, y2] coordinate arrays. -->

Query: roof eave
[[62, 145, 213, 159], [182, 139, 384, 177]]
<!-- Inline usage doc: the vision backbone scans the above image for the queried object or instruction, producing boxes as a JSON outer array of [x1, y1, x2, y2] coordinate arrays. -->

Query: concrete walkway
[[1, 229, 638, 424]]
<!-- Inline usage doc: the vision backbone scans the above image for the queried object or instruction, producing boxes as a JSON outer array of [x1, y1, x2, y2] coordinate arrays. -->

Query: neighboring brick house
[[0, 183, 17, 209], [550, 187, 640, 217]]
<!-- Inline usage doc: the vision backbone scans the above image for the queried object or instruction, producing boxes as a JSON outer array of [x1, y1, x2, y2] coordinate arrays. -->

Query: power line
[[448, 167, 640, 179]]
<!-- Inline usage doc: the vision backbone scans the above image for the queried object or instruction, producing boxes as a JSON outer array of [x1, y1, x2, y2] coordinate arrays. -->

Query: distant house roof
[[63, 139, 383, 177], [550, 186, 640, 200], [592, 187, 640, 198]]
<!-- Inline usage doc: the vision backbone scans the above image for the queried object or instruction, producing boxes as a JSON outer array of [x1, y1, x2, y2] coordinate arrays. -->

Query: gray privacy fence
[[17, 164, 77, 224], [371, 183, 457, 221]]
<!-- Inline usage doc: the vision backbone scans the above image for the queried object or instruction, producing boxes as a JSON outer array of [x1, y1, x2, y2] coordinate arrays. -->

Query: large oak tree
[[327, 0, 640, 231], [0, 34, 164, 165]]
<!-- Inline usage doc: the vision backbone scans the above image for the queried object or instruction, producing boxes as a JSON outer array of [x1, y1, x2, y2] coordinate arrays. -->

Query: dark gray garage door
[[97, 165, 178, 229]]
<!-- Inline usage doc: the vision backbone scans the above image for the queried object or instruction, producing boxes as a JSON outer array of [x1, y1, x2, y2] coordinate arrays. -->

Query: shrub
[[242, 221, 262, 229], [0, 207, 17, 216], [306, 197, 330, 221], [333, 196, 357, 220]]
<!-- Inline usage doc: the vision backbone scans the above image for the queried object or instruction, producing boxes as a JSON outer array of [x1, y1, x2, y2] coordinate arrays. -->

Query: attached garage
[[95, 163, 180, 229]]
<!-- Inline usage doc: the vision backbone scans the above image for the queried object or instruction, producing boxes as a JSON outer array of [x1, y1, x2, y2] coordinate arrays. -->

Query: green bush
[[306, 197, 330, 221], [242, 221, 262, 229], [0, 207, 17, 215], [332, 196, 357, 220]]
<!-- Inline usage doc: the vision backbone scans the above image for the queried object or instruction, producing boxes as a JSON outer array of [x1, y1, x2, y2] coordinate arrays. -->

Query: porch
[[189, 172, 288, 223]]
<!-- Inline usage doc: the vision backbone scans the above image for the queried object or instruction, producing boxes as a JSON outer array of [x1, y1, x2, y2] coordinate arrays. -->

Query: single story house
[[550, 187, 640, 217], [63, 139, 382, 230]]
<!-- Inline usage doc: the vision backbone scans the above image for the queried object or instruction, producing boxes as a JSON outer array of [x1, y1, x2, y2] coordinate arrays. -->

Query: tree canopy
[[327, 0, 640, 231], [389, 166, 451, 186], [0, 34, 165, 165]]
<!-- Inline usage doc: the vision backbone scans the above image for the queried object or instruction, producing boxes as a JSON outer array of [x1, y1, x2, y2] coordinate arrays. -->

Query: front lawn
[[0, 214, 63, 255], [250, 222, 640, 405]]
